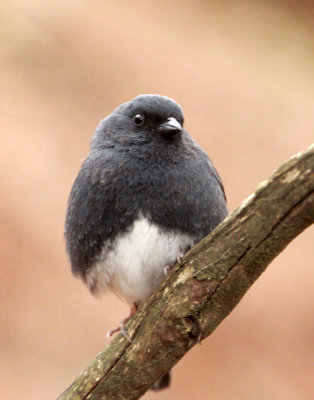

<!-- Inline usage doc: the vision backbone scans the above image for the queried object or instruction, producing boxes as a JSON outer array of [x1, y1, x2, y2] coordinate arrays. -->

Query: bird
[[64, 94, 228, 391]]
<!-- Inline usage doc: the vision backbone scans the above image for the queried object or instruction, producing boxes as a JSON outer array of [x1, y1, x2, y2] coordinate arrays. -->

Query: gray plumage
[[65, 95, 227, 302], [65, 94, 228, 391], [65, 95, 227, 303]]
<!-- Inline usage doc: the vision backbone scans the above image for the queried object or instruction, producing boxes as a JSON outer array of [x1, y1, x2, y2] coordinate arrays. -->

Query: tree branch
[[58, 144, 314, 400]]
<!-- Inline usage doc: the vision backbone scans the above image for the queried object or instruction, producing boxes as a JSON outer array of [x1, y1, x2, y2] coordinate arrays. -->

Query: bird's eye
[[133, 113, 145, 126]]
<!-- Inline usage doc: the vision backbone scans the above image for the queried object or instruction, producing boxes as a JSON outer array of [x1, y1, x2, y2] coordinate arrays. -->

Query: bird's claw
[[106, 302, 139, 342], [164, 265, 171, 276], [177, 253, 184, 264], [164, 253, 184, 276], [106, 317, 132, 342]]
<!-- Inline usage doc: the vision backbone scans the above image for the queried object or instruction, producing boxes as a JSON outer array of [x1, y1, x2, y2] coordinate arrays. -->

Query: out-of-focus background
[[1, 1, 313, 399]]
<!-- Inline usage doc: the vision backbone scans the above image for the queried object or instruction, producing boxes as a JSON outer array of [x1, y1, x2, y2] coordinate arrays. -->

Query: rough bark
[[58, 144, 314, 400]]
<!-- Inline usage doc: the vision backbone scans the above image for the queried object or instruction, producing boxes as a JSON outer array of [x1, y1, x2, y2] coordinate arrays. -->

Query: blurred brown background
[[1, 1, 313, 399]]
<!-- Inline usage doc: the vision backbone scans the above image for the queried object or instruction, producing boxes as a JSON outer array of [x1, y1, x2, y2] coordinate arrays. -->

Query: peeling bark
[[58, 144, 314, 400]]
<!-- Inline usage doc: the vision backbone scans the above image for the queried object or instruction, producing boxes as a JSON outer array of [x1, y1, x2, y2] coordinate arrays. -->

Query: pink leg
[[107, 302, 139, 342]]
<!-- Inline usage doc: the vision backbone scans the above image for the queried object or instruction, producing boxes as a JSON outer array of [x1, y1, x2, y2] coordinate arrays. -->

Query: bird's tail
[[151, 371, 171, 391]]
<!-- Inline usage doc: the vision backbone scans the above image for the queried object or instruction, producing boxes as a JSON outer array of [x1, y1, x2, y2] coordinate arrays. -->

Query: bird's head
[[92, 94, 185, 149]]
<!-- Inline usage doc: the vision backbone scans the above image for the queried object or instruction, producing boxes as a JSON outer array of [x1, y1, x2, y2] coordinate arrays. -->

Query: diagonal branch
[[58, 144, 314, 400]]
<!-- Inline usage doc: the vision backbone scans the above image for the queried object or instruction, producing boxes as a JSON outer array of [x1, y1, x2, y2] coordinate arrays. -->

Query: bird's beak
[[158, 117, 182, 136]]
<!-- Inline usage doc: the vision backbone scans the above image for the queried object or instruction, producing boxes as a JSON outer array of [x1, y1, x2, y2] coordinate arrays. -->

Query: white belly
[[85, 217, 194, 305]]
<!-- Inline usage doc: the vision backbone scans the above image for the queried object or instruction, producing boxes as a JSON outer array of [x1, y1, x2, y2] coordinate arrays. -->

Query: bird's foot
[[176, 253, 184, 264], [107, 318, 132, 342], [106, 302, 139, 342], [164, 253, 184, 276], [163, 265, 172, 276]]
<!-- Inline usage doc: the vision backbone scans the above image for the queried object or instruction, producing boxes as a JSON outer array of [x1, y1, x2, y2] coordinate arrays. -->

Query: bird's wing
[[209, 161, 227, 202], [65, 150, 135, 277]]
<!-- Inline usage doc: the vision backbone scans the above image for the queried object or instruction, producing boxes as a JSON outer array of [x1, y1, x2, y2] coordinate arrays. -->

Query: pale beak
[[158, 117, 182, 135]]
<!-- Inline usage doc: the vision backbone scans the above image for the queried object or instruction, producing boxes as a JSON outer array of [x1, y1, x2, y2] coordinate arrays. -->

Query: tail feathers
[[151, 371, 171, 391]]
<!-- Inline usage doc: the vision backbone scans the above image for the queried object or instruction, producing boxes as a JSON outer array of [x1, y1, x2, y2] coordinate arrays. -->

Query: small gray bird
[[65, 94, 228, 390]]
